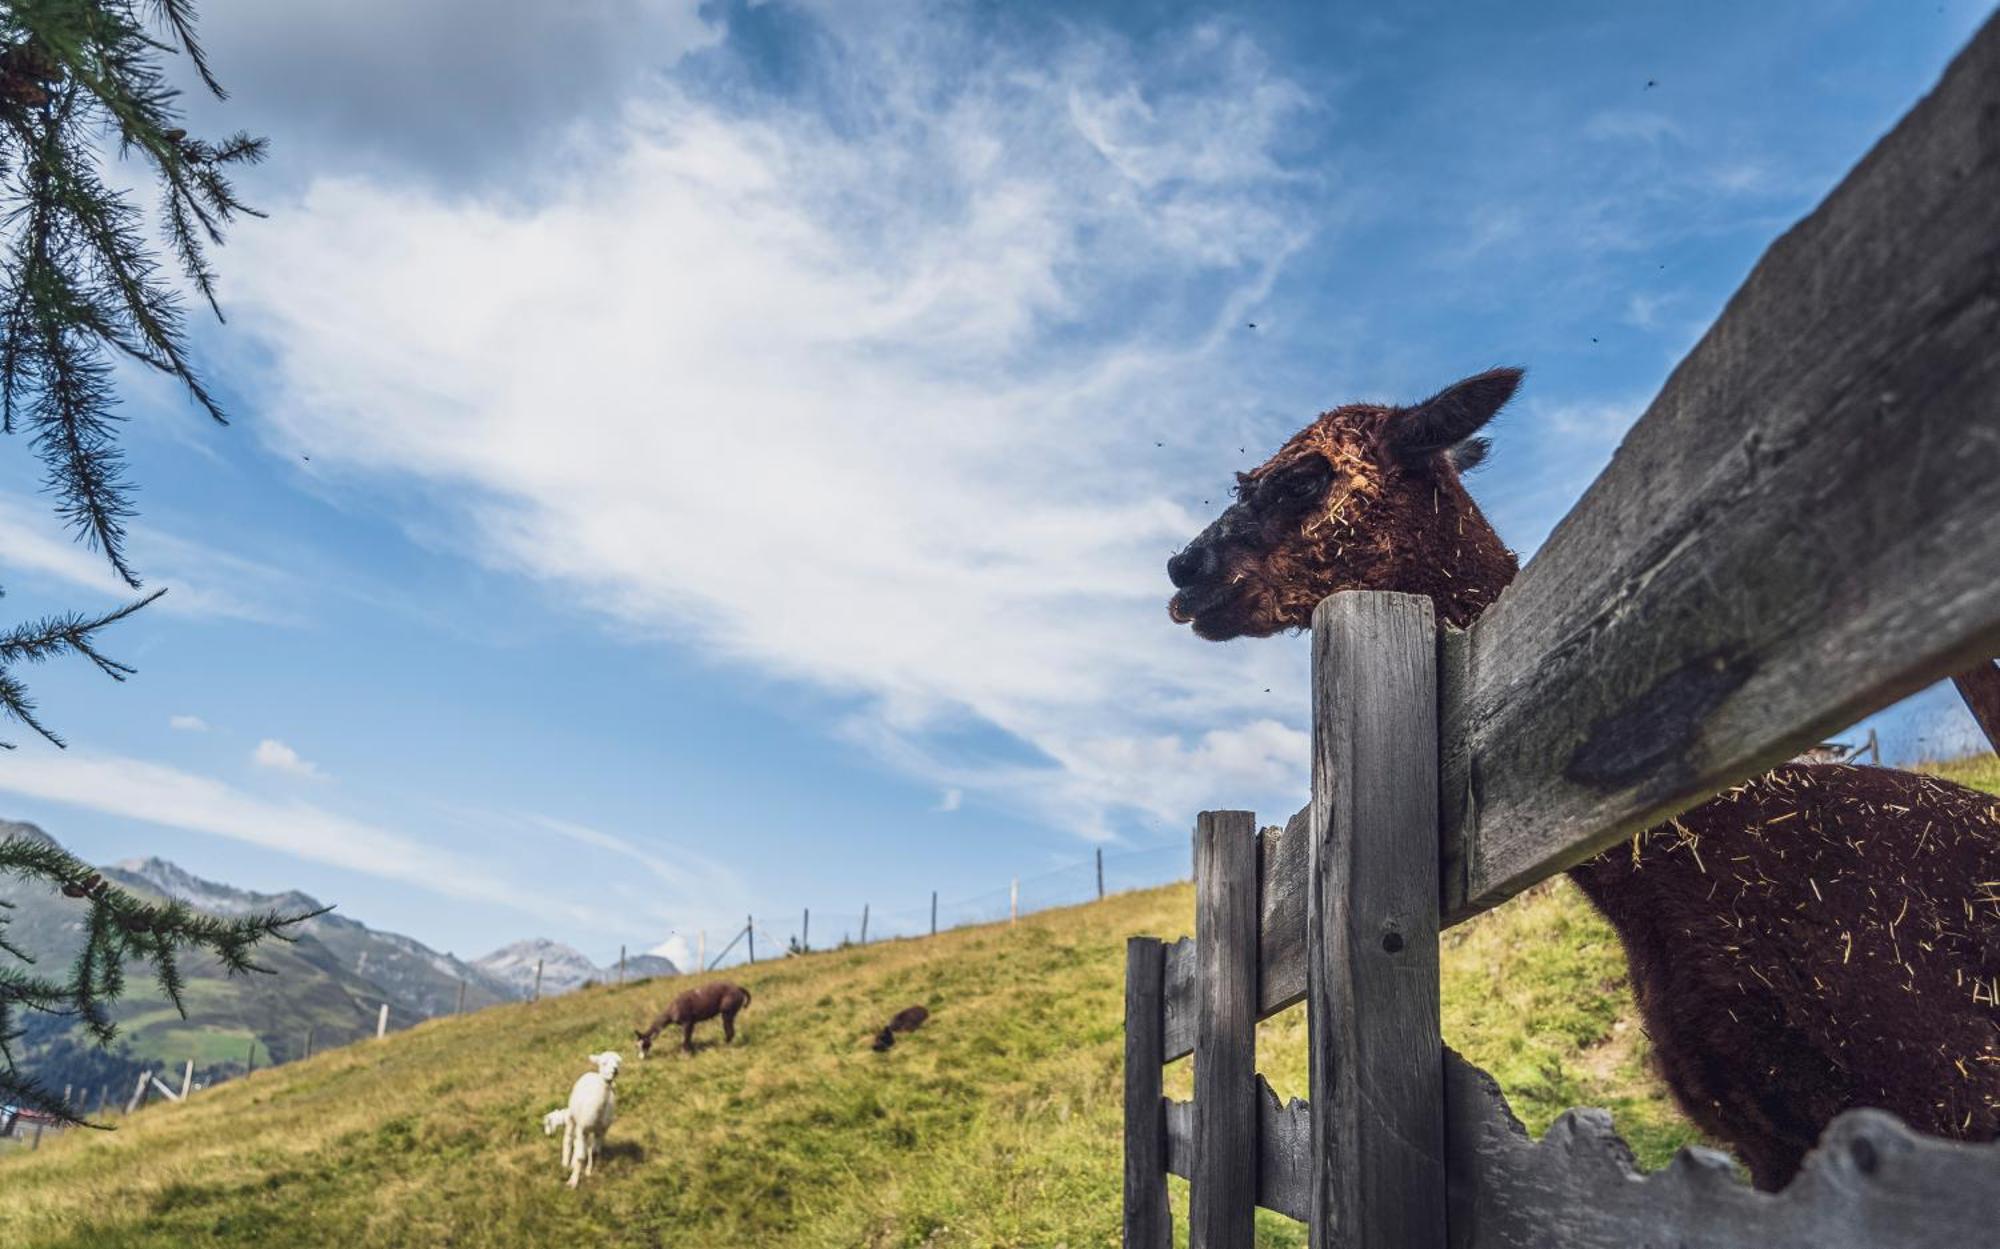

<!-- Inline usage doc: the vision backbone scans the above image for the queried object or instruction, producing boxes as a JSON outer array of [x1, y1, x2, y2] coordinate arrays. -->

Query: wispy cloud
[[252, 738, 326, 780], [226, 14, 1322, 842], [934, 788, 963, 813], [169, 715, 210, 732], [0, 491, 297, 624], [0, 746, 589, 925]]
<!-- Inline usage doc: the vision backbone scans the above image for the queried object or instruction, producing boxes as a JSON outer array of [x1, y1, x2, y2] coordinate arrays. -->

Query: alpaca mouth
[[1168, 580, 1250, 639]]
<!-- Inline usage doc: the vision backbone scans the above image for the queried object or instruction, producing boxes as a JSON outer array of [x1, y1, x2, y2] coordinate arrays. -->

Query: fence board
[[1443, 1050, 2000, 1249], [1124, 937, 1171, 1249], [1191, 810, 1259, 1249], [1439, 8, 2000, 925], [1163, 1081, 1314, 1224], [1309, 592, 1444, 1249], [1952, 660, 2000, 753], [1161, 806, 1311, 1063]]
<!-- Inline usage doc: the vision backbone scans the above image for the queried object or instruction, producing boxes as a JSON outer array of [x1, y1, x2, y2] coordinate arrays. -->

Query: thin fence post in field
[[30, 1116, 42, 1149], [931, 891, 938, 936], [246, 1038, 256, 1074], [1308, 592, 1444, 1249], [376, 1004, 390, 1039], [803, 907, 810, 953], [456, 979, 467, 1015], [1191, 809, 1258, 1249], [619, 945, 626, 986], [748, 916, 756, 964], [1124, 936, 1171, 1248], [96, 1084, 109, 1115], [1098, 847, 1105, 900], [1011, 877, 1019, 924], [860, 903, 869, 945], [304, 1026, 314, 1060], [179, 1061, 193, 1100], [126, 1069, 149, 1114], [532, 958, 544, 1003]]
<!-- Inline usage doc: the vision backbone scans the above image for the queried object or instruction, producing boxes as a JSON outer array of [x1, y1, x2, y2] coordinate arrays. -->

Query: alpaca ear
[[1385, 367, 1522, 467]]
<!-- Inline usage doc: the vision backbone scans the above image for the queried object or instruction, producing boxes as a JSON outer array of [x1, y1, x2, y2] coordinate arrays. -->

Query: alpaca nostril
[[1168, 544, 1216, 588]]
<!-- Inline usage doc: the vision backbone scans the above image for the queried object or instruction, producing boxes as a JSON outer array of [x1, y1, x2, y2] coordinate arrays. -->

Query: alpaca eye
[[1261, 461, 1330, 508]]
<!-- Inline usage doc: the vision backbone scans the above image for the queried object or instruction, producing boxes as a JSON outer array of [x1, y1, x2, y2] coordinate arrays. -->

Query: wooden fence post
[[860, 904, 869, 945], [532, 958, 544, 1002], [803, 907, 810, 952], [178, 1060, 194, 1100], [1191, 809, 1259, 1249], [1953, 659, 2000, 754], [1098, 847, 1105, 899], [455, 979, 467, 1015], [376, 1003, 389, 1039], [246, 1039, 256, 1074], [125, 1069, 149, 1114], [618, 945, 626, 985], [304, 1025, 314, 1059], [1010, 877, 1019, 924], [1308, 592, 1444, 1249], [1124, 936, 1170, 1248], [747, 916, 756, 964], [931, 891, 938, 935]]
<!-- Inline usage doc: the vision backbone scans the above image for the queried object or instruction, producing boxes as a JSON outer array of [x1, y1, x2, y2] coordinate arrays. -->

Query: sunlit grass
[[2, 860, 1717, 1249]]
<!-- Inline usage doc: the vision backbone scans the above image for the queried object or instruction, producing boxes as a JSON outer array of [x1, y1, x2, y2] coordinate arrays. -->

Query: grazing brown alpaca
[[1168, 368, 2000, 1190], [635, 982, 752, 1057], [871, 1004, 930, 1052]]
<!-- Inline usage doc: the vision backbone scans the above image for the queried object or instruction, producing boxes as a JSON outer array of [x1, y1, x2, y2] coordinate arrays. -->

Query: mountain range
[[0, 819, 675, 1100]]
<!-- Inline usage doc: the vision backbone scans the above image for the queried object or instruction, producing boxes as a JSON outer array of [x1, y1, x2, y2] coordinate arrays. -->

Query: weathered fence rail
[[1126, 12, 2000, 1248]]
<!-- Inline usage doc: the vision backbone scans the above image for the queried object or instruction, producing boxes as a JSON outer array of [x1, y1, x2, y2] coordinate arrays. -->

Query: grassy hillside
[[5, 754, 1990, 1247], [0, 876, 1690, 1248]]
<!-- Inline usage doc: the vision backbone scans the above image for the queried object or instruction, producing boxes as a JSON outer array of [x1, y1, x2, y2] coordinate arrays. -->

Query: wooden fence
[[1125, 13, 2000, 1248]]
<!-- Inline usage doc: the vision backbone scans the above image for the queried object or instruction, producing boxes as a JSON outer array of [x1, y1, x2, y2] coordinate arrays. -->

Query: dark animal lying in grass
[[871, 1005, 930, 1052], [1166, 367, 2000, 1190], [635, 982, 752, 1057]]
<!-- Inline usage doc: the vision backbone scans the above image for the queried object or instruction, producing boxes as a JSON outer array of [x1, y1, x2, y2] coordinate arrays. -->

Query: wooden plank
[[1256, 1077, 1313, 1224], [1166, 1097, 1193, 1178], [1442, 1050, 2000, 1248], [1952, 659, 2000, 754], [1124, 937, 1171, 1249], [1162, 807, 1311, 1063], [1164, 1083, 1314, 1225], [1309, 592, 1444, 1249], [1191, 809, 1259, 1249], [1440, 9, 2000, 925]]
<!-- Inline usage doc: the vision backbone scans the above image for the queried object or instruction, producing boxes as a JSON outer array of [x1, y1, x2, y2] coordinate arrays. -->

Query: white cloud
[[934, 788, 963, 813], [0, 746, 585, 924], [0, 491, 296, 623], [252, 738, 326, 780], [225, 14, 1321, 841], [649, 933, 693, 970], [529, 814, 742, 899], [169, 715, 210, 732]]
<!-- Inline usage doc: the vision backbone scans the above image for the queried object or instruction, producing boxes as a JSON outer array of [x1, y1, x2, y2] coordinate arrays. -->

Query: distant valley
[[0, 819, 674, 1103]]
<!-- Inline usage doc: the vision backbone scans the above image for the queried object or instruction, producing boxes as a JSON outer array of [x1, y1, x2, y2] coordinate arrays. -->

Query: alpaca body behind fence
[[1167, 368, 2000, 1189]]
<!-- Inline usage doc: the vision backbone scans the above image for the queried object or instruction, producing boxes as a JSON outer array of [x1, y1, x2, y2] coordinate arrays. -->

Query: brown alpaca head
[[1166, 368, 1525, 639]]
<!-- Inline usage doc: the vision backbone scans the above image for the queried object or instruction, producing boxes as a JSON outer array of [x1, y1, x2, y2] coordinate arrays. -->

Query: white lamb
[[559, 1051, 621, 1188]]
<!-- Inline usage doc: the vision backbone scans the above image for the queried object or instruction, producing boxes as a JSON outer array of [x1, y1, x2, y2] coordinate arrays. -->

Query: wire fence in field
[[696, 840, 1195, 971]]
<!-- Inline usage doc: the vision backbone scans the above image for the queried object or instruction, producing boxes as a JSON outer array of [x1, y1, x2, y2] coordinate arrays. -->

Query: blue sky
[[0, 0, 1992, 970]]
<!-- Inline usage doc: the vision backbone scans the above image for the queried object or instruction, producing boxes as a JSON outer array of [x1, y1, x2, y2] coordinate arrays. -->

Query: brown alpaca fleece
[[1169, 368, 2000, 1190], [635, 982, 751, 1057]]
